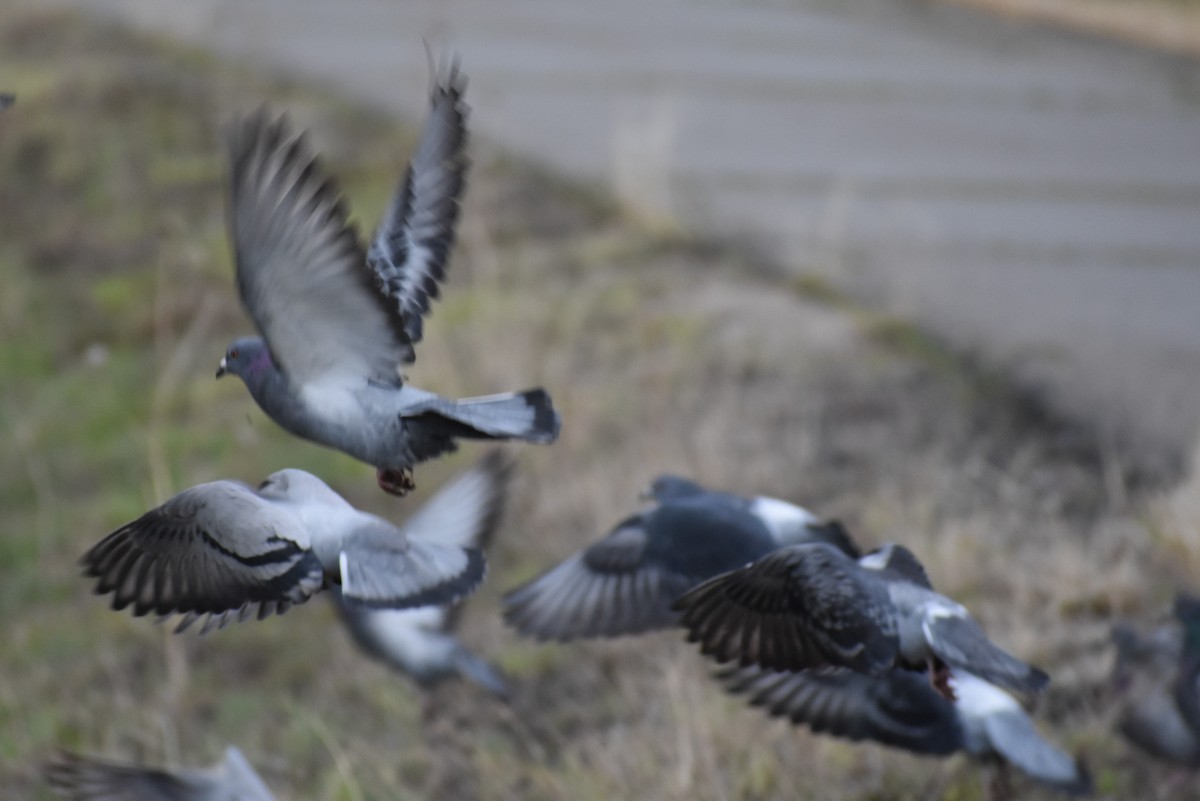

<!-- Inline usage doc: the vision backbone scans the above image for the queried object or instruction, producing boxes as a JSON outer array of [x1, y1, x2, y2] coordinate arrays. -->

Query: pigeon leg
[[377, 467, 416, 496], [929, 659, 956, 701]]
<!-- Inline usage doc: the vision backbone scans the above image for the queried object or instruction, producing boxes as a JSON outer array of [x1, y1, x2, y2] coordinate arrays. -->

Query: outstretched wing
[[226, 109, 411, 390], [368, 59, 469, 362], [673, 543, 899, 674], [80, 481, 325, 632], [719, 665, 964, 755], [502, 517, 693, 641]]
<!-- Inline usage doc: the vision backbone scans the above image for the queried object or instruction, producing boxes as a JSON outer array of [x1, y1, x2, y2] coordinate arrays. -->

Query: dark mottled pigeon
[[721, 665, 1091, 797], [216, 60, 559, 495], [45, 746, 274, 801], [331, 451, 511, 698], [1111, 593, 1200, 766], [503, 475, 859, 641], [674, 542, 1048, 699], [81, 468, 485, 633]]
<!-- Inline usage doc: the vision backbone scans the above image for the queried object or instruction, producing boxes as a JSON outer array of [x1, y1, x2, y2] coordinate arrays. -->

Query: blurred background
[[2, 0, 1200, 798]]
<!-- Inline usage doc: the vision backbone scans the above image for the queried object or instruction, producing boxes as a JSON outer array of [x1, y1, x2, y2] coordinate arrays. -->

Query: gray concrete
[[47, 0, 1200, 464]]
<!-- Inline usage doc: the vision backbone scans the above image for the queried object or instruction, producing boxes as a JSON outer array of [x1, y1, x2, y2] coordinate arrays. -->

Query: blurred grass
[[0, 8, 1197, 801]]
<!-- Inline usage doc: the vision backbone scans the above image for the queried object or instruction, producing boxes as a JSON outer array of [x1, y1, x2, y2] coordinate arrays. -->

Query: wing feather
[[81, 482, 324, 630], [226, 109, 410, 390], [368, 59, 469, 360]]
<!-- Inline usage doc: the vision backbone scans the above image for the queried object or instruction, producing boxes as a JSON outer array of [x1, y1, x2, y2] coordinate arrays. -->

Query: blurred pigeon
[[674, 542, 1049, 698], [81, 468, 485, 633], [0, 94, 13, 109], [503, 475, 859, 641], [216, 60, 559, 496], [721, 665, 1091, 797], [45, 746, 274, 801], [1111, 593, 1200, 766], [331, 451, 511, 697]]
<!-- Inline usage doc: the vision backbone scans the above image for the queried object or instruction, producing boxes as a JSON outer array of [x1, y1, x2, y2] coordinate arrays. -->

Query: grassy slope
[[0, 9, 1197, 800]]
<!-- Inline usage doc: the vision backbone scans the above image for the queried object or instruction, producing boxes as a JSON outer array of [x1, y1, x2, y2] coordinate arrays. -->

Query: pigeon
[[503, 475, 859, 641], [80, 468, 486, 633], [1111, 593, 1200, 766], [673, 542, 1049, 699], [720, 665, 1091, 797], [330, 450, 511, 697], [215, 59, 560, 496], [45, 746, 275, 801]]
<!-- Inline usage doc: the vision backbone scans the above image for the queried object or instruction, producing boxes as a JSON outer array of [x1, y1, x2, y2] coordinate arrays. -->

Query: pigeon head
[[644, 474, 705, 501], [259, 468, 354, 509], [216, 337, 274, 384]]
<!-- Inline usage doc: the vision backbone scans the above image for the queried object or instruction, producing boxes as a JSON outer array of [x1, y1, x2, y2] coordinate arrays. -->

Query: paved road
[[46, 0, 1200, 466]]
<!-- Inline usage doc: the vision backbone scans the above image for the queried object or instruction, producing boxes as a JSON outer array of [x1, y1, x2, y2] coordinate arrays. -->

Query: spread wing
[[80, 481, 325, 632], [226, 109, 410, 390], [44, 752, 221, 801], [673, 543, 899, 674], [368, 59, 469, 362], [502, 517, 693, 641], [719, 665, 964, 755]]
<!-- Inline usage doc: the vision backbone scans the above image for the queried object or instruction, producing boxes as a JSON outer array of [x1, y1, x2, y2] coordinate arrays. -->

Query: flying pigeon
[[331, 450, 511, 698], [45, 746, 274, 801], [80, 468, 486, 633], [1111, 593, 1200, 766], [720, 665, 1091, 797], [215, 59, 560, 496], [673, 542, 1049, 699], [503, 475, 859, 641]]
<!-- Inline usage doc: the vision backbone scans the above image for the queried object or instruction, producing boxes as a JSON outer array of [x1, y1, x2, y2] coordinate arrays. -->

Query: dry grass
[[1, 9, 1197, 800]]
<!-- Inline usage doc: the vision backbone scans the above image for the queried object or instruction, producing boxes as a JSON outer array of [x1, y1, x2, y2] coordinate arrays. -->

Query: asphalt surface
[[44, 0, 1200, 469]]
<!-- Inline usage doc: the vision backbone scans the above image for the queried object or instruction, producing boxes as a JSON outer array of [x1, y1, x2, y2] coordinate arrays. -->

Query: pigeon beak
[[216, 357, 228, 379]]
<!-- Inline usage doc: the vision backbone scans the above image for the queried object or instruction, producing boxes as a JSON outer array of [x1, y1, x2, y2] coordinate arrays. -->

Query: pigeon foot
[[930, 661, 956, 702], [377, 467, 416, 496]]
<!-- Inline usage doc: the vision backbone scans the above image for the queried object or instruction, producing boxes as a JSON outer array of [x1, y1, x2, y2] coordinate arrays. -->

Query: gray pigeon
[[503, 475, 859, 641], [674, 542, 1049, 698], [81, 468, 485, 633], [215, 60, 559, 496], [45, 746, 274, 801], [721, 665, 1091, 797], [330, 451, 511, 697], [1111, 594, 1200, 766]]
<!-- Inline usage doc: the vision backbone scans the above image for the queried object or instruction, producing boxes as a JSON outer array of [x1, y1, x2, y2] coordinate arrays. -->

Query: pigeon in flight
[[331, 451, 512, 698], [503, 475, 859, 641], [80, 468, 486, 633], [720, 665, 1091, 797], [216, 60, 559, 496], [45, 746, 275, 801], [1111, 593, 1200, 766], [674, 542, 1049, 699]]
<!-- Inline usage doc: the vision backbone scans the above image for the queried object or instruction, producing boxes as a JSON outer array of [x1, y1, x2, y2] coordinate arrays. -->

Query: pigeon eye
[[230, 348, 240, 359]]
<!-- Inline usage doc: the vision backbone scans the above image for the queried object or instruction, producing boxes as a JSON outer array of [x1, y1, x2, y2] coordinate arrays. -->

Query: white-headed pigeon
[[81, 468, 486, 633]]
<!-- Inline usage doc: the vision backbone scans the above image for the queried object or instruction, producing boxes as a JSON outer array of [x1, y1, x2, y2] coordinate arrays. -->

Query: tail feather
[[453, 645, 512, 700], [413, 388, 560, 443]]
